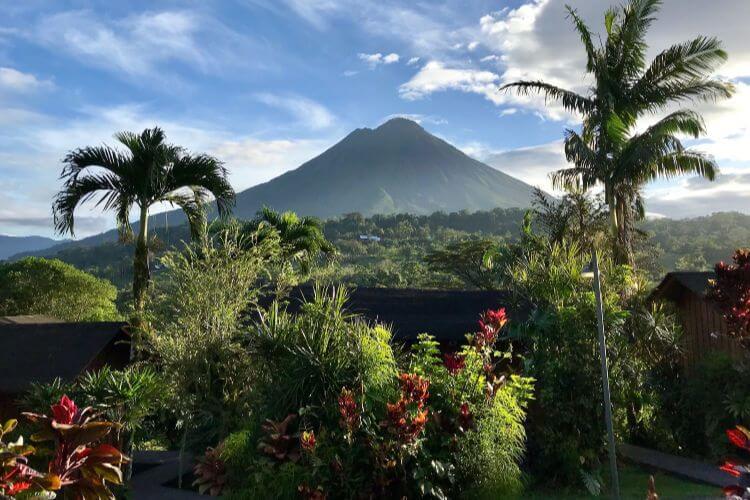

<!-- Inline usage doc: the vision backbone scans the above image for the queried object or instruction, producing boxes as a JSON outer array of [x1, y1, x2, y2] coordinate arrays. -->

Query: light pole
[[584, 248, 620, 499]]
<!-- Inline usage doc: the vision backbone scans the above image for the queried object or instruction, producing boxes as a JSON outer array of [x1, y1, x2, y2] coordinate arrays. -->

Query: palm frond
[[164, 191, 208, 241], [53, 173, 127, 236], [168, 153, 235, 218], [500, 81, 594, 115], [566, 6, 599, 73]]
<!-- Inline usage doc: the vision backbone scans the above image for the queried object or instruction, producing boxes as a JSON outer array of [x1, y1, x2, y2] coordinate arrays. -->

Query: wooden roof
[[650, 271, 716, 303]]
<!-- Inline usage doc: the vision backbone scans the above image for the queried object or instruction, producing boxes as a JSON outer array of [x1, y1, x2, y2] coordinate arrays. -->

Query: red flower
[[443, 353, 465, 375], [723, 485, 748, 497], [51, 395, 79, 425], [727, 426, 750, 451], [338, 388, 359, 431], [300, 431, 316, 452]]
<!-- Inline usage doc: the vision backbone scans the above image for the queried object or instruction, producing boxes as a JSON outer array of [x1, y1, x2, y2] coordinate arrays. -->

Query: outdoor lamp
[[584, 248, 620, 499]]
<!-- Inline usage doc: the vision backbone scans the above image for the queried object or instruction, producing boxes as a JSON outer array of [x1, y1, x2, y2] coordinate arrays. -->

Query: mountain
[[231, 118, 538, 219], [0, 235, 66, 260], [7, 118, 540, 259]]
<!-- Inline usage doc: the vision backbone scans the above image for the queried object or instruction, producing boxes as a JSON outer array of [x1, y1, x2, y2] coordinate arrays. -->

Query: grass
[[525, 464, 719, 499]]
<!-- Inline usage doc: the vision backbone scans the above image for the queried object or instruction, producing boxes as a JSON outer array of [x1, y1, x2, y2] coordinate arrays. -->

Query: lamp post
[[583, 248, 620, 499]]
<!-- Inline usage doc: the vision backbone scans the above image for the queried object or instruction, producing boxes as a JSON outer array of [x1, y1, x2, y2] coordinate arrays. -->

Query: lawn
[[526, 464, 719, 499]]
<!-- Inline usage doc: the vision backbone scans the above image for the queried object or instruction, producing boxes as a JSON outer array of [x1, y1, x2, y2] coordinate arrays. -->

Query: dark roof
[[0, 321, 129, 394], [650, 271, 716, 303], [282, 286, 528, 343]]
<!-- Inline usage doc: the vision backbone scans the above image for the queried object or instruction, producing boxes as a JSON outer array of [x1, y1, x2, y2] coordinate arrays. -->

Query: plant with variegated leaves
[[22, 395, 129, 500], [193, 444, 227, 496], [0, 419, 60, 498]]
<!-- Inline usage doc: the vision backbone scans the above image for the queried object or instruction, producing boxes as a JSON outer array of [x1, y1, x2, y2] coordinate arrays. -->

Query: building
[[650, 272, 744, 370], [0, 316, 130, 418]]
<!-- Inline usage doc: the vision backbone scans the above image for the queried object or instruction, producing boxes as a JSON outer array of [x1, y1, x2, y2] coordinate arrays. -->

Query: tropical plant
[[720, 425, 750, 498], [22, 395, 128, 499], [249, 285, 397, 419], [0, 418, 60, 498], [502, 0, 734, 265], [708, 249, 750, 345], [193, 444, 228, 497], [147, 228, 282, 483], [0, 257, 119, 321], [53, 127, 235, 310], [246, 207, 335, 265], [425, 239, 503, 290]]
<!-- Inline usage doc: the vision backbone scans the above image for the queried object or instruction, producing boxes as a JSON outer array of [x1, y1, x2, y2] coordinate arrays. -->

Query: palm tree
[[245, 207, 335, 268], [501, 0, 733, 265], [53, 127, 235, 310]]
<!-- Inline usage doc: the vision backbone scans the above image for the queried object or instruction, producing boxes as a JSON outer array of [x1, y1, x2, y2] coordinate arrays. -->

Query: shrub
[[708, 248, 750, 345], [147, 229, 281, 451], [248, 286, 397, 419], [222, 301, 533, 499], [0, 257, 119, 321]]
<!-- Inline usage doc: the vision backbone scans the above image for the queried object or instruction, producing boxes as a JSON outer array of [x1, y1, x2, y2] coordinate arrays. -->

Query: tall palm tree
[[53, 127, 235, 310], [501, 0, 733, 265]]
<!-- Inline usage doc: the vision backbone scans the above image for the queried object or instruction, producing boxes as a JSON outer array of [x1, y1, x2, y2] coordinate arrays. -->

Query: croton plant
[[1, 395, 128, 499]]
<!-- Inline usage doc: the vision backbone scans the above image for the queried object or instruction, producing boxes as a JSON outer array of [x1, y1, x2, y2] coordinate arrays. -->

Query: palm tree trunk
[[133, 206, 150, 311]]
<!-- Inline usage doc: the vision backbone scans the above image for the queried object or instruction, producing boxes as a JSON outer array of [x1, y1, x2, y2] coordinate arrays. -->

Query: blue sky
[[1, 0, 748, 237]]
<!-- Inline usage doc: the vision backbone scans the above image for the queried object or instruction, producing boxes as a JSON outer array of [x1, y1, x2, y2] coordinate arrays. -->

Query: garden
[[1, 0, 749, 499]]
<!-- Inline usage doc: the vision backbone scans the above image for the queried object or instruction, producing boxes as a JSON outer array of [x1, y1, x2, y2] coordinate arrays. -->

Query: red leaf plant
[[443, 352, 465, 375], [1, 418, 61, 498], [338, 388, 360, 433], [300, 431, 316, 453], [708, 249, 750, 345], [384, 374, 430, 444], [475, 307, 508, 349], [257, 414, 301, 463], [720, 425, 750, 498], [193, 444, 227, 496], [21, 394, 129, 500]]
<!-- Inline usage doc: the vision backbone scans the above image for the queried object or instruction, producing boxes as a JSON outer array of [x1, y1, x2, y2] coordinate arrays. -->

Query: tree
[[242, 207, 335, 268], [425, 239, 502, 290], [502, 0, 733, 266], [0, 257, 118, 321], [53, 127, 235, 310]]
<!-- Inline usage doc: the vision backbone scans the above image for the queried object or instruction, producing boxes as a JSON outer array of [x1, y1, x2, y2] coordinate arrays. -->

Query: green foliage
[[249, 285, 398, 419], [0, 257, 119, 321], [147, 229, 282, 448], [457, 380, 532, 499], [425, 239, 503, 290], [657, 353, 750, 460]]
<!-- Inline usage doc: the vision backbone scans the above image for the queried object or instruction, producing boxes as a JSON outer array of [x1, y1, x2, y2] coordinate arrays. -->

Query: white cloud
[[399, 61, 500, 102], [381, 113, 447, 126], [29, 9, 266, 82], [255, 93, 336, 130], [0, 103, 334, 237], [467, 41, 479, 51], [480, 55, 499, 63], [0, 67, 52, 92], [481, 140, 567, 193], [499, 108, 517, 117], [358, 52, 400, 68], [407, 57, 420, 66]]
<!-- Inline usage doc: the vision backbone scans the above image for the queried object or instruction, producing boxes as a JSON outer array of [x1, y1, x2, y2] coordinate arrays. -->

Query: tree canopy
[[0, 257, 119, 321]]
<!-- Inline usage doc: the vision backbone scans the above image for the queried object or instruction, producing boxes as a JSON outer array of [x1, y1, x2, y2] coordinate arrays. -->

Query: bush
[[147, 229, 282, 450], [248, 286, 397, 420], [0, 257, 119, 321], [222, 297, 533, 499]]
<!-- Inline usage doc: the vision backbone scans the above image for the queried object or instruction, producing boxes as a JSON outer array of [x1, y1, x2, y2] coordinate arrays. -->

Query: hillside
[[230, 118, 539, 218], [0, 235, 65, 260]]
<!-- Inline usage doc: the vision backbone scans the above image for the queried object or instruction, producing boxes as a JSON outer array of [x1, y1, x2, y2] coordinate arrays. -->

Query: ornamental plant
[[218, 301, 532, 499], [720, 425, 750, 498], [708, 249, 750, 346], [0, 419, 60, 498], [22, 395, 129, 500]]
